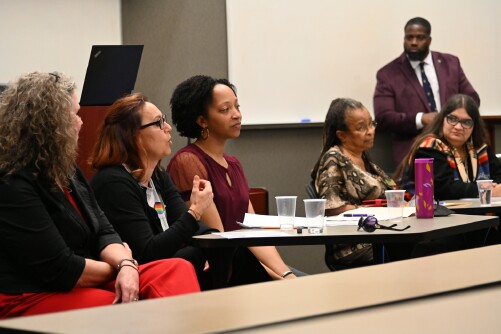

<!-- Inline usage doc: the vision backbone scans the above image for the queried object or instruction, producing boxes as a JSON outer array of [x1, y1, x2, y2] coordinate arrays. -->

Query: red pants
[[0, 259, 200, 319]]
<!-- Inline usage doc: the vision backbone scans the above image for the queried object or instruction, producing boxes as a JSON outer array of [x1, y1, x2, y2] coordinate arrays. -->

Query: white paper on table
[[238, 213, 309, 229], [449, 197, 501, 205], [324, 219, 360, 227], [325, 206, 416, 226], [441, 197, 501, 205], [440, 201, 473, 207], [213, 230, 291, 239]]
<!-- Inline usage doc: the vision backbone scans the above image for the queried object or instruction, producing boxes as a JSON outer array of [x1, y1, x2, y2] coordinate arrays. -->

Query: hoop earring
[[201, 127, 209, 140]]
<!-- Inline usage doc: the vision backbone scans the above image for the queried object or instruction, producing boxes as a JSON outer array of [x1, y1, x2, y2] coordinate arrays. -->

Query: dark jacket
[[406, 143, 501, 200], [0, 168, 121, 294], [90, 165, 214, 265], [374, 51, 480, 166]]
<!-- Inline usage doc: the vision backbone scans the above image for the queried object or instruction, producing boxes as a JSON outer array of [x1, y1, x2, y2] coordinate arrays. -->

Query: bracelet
[[117, 258, 138, 271], [188, 208, 201, 220], [119, 263, 139, 273], [281, 270, 293, 278]]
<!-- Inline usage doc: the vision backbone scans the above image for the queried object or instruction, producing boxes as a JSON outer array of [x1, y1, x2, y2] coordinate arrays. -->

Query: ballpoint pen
[[343, 213, 375, 217]]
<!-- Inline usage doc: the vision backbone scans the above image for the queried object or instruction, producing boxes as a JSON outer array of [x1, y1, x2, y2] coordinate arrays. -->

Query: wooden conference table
[[2, 244, 501, 333]]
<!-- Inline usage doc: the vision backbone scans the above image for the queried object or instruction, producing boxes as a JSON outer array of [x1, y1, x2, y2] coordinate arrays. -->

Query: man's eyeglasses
[[357, 216, 410, 233], [445, 114, 474, 129], [140, 115, 167, 130]]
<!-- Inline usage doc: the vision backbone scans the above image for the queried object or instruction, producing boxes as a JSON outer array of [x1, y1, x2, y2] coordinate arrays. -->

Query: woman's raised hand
[[189, 175, 214, 218]]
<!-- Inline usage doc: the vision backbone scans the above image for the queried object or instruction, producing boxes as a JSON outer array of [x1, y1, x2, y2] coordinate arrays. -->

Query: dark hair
[[404, 17, 431, 35], [90, 93, 153, 180], [310, 98, 365, 180], [170, 75, 236, 139], [395, 94, 487, 182]]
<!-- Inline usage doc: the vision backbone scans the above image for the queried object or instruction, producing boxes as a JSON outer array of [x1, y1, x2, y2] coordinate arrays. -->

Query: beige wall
[[0, 0, 121, 91], [120, 0, 500, 274], [226, 0, 501, 122]]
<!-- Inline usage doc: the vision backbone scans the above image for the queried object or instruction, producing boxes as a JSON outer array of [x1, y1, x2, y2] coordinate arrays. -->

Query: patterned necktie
[[419, 62, 437, 112]]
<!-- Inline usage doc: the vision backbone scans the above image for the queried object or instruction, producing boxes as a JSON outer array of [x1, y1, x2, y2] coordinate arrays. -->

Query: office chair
[[249, 187, 269, 215]]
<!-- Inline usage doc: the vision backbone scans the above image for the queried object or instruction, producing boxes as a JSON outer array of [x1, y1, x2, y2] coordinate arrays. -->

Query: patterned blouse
[[315, 145, 396, 210]]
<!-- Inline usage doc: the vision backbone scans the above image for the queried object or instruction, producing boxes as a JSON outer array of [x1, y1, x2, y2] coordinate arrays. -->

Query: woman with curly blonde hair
[[0, 72, 200, 319], [0, 71, 78, 186]]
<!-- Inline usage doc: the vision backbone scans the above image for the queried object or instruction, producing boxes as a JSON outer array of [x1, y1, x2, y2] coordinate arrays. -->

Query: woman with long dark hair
[[396, 94, 501, 199]]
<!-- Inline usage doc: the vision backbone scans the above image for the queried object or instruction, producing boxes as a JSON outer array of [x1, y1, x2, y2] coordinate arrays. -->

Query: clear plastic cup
[[385, 190, 406, 223], [477, 180, 493, 206], [304, 199, 326, 234], [275, 196, 297, 230]]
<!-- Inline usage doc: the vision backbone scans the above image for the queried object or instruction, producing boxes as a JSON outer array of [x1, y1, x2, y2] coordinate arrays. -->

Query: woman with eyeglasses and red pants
[[89, 93, 218, 290]]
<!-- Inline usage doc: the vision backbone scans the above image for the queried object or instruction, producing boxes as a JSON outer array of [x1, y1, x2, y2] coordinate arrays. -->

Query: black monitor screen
[[80, 45, 143, 106]]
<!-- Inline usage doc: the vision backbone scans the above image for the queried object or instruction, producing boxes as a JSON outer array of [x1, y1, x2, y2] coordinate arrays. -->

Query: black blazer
[[0, 168, 122, 294], [91, 165, 215, 264]]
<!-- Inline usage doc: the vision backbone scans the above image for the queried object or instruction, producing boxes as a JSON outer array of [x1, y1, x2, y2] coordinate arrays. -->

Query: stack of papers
[[238, 213, 308, 229], [233, 208, 416, 230]]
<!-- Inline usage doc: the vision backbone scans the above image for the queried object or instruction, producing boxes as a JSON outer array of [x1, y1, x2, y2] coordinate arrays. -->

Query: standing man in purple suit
[[374, 17, 480, 168]]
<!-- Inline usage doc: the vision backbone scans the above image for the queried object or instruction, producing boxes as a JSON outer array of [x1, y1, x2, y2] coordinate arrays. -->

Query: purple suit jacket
[[373, 51, 480, 167]]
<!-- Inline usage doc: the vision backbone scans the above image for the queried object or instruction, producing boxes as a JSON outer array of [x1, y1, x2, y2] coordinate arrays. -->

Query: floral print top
[[315, 145, 396, 210]]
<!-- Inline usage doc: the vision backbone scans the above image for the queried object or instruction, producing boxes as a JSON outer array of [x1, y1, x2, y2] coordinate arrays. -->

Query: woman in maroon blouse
[[167, 75, 298, 284]]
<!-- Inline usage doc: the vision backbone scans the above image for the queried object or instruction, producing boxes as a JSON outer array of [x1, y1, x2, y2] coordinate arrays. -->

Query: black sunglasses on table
[[357, 216, 410, 233]]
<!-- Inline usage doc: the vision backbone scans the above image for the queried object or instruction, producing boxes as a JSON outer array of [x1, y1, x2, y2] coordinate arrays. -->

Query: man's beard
[[405, 48, 428, 61]]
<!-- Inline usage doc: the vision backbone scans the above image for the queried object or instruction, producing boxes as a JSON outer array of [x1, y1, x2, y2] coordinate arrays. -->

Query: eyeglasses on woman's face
[[140, 114, 167, 130], [354, 120, 377, 133], [445, 114, 474, 129]]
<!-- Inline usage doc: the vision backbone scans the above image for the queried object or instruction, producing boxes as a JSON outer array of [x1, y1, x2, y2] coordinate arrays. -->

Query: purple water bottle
[[415, 158, 434, 218]]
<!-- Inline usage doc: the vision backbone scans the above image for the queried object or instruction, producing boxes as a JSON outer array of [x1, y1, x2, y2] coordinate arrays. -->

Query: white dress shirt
[[409, 52, 441, 130]]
